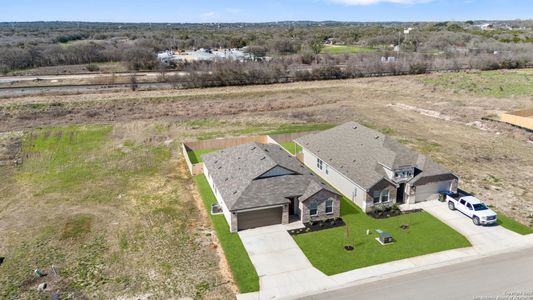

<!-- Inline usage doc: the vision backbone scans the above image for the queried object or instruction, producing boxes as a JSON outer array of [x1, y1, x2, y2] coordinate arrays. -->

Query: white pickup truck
[[444, 192, 497, 226]]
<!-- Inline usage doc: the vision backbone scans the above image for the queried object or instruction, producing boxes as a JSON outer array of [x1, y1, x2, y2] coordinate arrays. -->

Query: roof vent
[[264, 148, 269, 152], [353, 159, 356, 163], [353, 126, 357, 129], [224, 178, 228, 181], [218, 166, 222, 169], [375, 136, 380, 139], [260, 156, 266, 160], [251, 146, 256, 150], [233, 191, 237, 194]]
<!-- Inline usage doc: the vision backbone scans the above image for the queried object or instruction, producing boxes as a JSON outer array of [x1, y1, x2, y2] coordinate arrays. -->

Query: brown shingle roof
[[202, 142, 338, 211], [295, 122, 455, 190]]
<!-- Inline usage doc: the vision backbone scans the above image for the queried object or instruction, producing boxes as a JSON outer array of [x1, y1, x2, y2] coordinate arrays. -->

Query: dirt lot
[[1, 70, 532, 299]]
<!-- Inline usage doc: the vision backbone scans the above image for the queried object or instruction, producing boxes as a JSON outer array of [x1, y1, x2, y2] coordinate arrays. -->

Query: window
[[460, 199, 466, 206], [395, 168, 413, 179], [381, 189, 389, 203], [373, 191, 381, 204], [373, 188, 389, 204], [316, 158, 323, 170], [325, 199, 333, 214], [325, 165, 329, 175], [466, 203, 473, 210], [352, 188, 358, 201], [309, 203, 318, 216], [473, 203, 488, 211]]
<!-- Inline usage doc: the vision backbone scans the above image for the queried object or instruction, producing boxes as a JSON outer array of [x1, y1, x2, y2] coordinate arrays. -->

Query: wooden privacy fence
[[181, 131, 316, 176]]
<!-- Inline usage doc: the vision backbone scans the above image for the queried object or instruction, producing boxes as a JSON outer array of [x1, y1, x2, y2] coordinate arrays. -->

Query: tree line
[[0, 21, 532, 74]]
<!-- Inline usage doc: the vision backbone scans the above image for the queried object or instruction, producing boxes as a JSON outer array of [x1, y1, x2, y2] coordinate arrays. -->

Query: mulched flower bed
[[368, 207, 424, 219], [288, 218, 345, 235]]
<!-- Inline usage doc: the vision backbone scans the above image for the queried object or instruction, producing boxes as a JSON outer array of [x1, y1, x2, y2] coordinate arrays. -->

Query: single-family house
[[295, 122, 458, 212], [202, 142, 340, 232]]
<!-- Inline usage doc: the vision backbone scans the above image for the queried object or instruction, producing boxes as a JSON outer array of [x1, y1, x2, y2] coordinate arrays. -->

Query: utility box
[[376, 229, 393, 245]]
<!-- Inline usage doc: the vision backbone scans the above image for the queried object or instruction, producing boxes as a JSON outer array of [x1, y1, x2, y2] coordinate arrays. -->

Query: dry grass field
[[1, 69, 532, 299]]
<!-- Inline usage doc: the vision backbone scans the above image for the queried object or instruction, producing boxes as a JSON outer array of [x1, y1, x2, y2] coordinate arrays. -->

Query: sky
[[1, 0, 532, 23]]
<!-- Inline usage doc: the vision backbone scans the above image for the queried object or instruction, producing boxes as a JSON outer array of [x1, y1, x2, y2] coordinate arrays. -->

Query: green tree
[[309, 38, 324, 54]]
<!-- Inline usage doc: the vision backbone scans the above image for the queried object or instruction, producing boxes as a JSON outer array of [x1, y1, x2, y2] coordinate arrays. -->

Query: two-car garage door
[[237, 206, 283, 231], [415, 180, 453, 202]]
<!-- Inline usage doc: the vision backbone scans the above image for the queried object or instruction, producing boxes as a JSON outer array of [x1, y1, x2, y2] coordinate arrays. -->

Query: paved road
[[302, 247, 533, 300]]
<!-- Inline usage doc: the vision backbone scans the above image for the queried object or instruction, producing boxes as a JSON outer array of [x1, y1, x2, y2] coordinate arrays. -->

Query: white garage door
[[415, 180, 453, 202]]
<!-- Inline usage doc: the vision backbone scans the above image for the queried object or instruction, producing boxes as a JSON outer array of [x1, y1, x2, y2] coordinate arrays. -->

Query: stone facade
[[365, 179, 398, 212], [282, 204, 289, 224], [230, 212, 238, 233], [300, 190, 341, 223]]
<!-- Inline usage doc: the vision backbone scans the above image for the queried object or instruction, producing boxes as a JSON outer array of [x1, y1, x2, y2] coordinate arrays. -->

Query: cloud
[[330, 0, 433, 5]]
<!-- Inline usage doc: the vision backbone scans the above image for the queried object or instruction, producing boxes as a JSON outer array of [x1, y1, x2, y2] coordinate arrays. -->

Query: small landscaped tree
[[344, 225, 354, 251]]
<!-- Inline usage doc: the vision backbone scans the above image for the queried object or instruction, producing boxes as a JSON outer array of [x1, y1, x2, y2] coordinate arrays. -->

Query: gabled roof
[[202, 142, 338, 211], [295, 122, 455, 190]]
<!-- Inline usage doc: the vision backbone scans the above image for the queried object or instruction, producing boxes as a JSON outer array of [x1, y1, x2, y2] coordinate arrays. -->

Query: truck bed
[[443, 189, 471, 201]]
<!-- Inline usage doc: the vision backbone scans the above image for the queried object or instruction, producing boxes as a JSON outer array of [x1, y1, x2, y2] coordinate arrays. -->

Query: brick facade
[[300, 190, 341, 223]]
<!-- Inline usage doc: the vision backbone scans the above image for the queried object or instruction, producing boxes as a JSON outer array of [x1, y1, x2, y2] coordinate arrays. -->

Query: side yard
[[280, 141, 302, 155], [293, 197, 471, 275], [187, 149, 219, 164], [493, 208, 533, 235], [194, 175, 260, 293]]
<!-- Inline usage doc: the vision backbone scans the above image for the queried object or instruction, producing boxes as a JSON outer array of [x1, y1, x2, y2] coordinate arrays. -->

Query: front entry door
[[396, 183, 405, 204], [289, 198, 295, 215]]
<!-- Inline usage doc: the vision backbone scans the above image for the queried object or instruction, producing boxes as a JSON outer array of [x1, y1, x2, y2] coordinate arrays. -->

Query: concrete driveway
[[413, 200, 525, 253], [238, 225, 336, 300]]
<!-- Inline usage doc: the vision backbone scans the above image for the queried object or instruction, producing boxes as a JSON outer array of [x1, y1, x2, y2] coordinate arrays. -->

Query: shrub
[[86, 64, 100, 72]]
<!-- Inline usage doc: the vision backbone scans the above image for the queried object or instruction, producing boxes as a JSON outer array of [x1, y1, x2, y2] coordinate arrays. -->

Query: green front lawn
[[293, 198, 471, 275], [187, 149, 219, 164], [496, 211, 533, 235], [280, 141, 302, 155], [194, 175, 259, 293]]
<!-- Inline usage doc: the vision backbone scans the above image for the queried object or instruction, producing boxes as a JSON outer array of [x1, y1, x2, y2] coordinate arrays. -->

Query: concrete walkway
[[237, 202, 533, 300]]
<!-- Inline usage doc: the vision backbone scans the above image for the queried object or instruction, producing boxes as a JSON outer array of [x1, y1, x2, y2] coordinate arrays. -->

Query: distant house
[[202, 143, 340, 232], [157, 48, 255, 64], [480, 23, 494, 30], [295, 122, 458, 212]]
